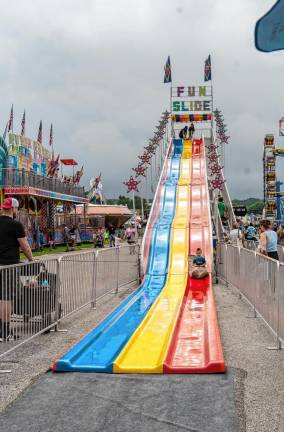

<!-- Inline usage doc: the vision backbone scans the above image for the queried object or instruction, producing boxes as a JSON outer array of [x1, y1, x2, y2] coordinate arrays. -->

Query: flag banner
[[204, 55, 211, 81], [255, 0, 284, 52], [37, 120, 42, 144], [49, 123, 53, 146], [8, 105, 13, 132], [21, 111, 25, 136], [279, 117, 284, 136], [164, 56, 172, 83]]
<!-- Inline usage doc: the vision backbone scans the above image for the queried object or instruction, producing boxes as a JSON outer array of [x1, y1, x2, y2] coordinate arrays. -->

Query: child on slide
[[191, 248, 209, 279]]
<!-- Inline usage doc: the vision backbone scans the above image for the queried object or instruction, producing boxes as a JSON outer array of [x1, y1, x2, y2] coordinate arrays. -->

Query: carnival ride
[[53, 136, 225, 374], [263, 134, 284, 223], [0, 118, 88, 247]]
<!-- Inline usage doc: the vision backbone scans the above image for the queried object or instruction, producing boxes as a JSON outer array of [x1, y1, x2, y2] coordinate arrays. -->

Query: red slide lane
[[163, 139, 225, 373]]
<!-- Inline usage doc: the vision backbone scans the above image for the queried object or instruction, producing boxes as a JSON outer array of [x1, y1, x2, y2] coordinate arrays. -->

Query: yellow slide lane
[[113, 140, 192, 373]]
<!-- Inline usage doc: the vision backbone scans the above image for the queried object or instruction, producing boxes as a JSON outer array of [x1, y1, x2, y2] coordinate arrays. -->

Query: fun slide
[[53, 137, 224, 374]]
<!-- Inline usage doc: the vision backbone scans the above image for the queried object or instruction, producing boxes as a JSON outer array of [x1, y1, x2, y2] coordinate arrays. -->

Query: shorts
[[267, 251, 279, 261]]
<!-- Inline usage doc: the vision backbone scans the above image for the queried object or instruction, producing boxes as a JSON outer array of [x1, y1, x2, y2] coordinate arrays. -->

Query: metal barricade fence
[[277, 245, 284, 262], [0, 244, 140, 363], [0, 258, 59, 357], [217, 243, 283, 349], [279, 264, 284, 343], [58, 250, 95, 319]]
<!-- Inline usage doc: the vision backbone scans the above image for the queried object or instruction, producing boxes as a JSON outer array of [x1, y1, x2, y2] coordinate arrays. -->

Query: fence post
[[267, 261, 282, 350], [53, 257, 61, 331], [225, 244, 229, 287], [51, 257, 67, 333], [91, 250, 98, 309], [115, 246, 120, 294], [247, 251, 258, 318]]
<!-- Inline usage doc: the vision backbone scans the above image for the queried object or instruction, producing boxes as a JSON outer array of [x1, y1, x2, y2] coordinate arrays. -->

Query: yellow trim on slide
[[113, 140, 192, 374]]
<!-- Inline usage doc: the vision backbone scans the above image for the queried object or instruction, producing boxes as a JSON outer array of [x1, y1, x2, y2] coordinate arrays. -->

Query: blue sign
[[255, 0, 284, 52]]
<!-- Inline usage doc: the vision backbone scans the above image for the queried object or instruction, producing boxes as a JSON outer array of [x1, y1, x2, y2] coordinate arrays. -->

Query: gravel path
[[214, 282, 284, 432]]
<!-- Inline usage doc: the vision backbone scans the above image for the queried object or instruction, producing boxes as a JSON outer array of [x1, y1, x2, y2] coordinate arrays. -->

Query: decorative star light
[[208, 154, 219, 162], [132, 164, 148, 177], [144, 144, 156, 154], [210, 164, 223, 175], [138, 152, 152, 164], [207, 144, 219, 152], [210, 179, 225, 191], [123, 175, 140, 193], [219, 135, 230, 144]]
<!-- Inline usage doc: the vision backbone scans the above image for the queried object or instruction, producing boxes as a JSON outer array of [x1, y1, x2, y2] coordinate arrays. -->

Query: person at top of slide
[[178, 126, 188, 139], [188, 122, 195, 138]]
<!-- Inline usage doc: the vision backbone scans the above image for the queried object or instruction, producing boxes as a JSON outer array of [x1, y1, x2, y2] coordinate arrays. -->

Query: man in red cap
[[0, 197, 33, 341]]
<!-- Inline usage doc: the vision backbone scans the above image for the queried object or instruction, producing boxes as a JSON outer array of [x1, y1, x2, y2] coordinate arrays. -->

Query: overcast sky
[[0, 0, 283, 199]]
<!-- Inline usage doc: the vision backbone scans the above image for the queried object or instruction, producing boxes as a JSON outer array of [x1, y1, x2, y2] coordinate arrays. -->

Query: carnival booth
[[73, 204, 132, 238], [0, 131, 88, 248]]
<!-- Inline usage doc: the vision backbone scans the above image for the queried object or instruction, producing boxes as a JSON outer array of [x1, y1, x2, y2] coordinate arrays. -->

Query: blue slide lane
[[54, 139, 183, 372]]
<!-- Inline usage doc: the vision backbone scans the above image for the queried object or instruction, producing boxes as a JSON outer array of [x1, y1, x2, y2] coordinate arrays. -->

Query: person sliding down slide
[[190, 248, 209, 279]]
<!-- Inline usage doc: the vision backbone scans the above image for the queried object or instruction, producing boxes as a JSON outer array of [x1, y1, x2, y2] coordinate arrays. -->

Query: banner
[[279, 117, 284, 136], [255, 0, 284, 52], [171, 85, 212, 114]]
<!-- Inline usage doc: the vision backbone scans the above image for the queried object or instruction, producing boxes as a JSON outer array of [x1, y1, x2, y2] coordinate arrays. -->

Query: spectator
[[94, 229, 104, 248], [260, 220, 279, 260], [229, 223, 241, 246], [69, 225, 77, 250], [47, 229, 55, 250], [107, 224, 116, 247], [245, 223, 257, 242], [217, 197, 227, 222], [63, 224, 70, 252], [178, 126, 188, 139], [0, 197, 33, 341], [259, 224, 267, 255], [188, 122, 195, 138], [277, 225, 284, 245], [124, 223, 137, 254]]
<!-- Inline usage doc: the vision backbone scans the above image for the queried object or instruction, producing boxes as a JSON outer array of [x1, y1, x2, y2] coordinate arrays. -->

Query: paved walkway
[[1, 371, 238, 432]]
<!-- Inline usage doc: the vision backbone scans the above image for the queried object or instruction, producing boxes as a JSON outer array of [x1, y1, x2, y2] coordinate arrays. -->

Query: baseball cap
[[2, 197, 19, 209]]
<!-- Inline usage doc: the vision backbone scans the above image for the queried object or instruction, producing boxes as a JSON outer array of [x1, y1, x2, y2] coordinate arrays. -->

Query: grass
[[20, 242, 95, 259]]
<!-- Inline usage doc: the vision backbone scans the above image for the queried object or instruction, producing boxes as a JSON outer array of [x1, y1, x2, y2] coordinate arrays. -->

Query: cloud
[[0, 0, 281, 199]]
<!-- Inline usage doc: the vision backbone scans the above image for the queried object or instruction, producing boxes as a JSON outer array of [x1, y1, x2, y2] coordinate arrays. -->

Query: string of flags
[[2, 105, 54, 148], [123, 110, 170, 193]]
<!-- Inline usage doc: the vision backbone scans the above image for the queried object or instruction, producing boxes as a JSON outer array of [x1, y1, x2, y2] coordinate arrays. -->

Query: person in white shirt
[[229, 223, 242, 246]]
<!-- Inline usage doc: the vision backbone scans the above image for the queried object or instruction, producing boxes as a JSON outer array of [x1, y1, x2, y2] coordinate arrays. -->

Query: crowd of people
[[92, 222, 139, 254], [217, 196, 284, 261], [227, 219, 281, 260]]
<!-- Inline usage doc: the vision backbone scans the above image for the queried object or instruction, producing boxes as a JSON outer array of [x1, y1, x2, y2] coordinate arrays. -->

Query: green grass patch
[[20, 242, 94, 259]]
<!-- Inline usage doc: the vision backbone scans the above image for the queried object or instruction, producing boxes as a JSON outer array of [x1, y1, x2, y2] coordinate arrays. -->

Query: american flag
[[204, 55, 212, 82], [21, 111, 26, 136], [164, 56, 172, 83], [37, 120, 42, 144], [7, 105, 13, 132], [49, 123, 53, 146]]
